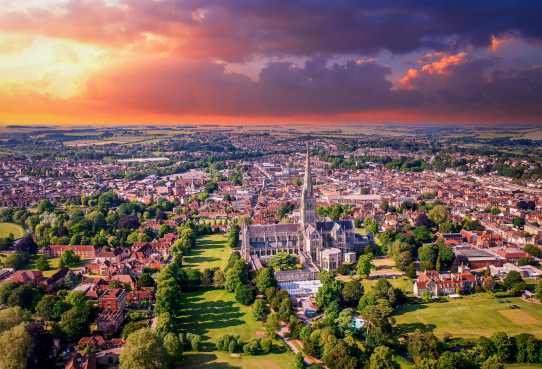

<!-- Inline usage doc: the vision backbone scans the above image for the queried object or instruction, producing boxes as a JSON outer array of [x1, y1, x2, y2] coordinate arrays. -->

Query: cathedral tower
[[300, 144, 316, 228]]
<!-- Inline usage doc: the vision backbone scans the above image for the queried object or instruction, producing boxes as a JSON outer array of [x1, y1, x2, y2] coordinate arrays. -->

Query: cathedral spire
[[303, 143, 313, 196], [300, 143, 316, 227]]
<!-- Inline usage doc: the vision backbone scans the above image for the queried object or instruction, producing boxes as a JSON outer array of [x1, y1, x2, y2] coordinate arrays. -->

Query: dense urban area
[[0, 126, 541, 369]]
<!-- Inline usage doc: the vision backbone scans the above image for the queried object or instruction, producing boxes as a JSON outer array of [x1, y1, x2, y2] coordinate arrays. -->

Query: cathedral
[[241, 146, 371, 273]]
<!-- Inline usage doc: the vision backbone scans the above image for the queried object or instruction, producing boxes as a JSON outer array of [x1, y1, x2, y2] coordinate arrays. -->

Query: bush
[[336, 265, 348, 275]]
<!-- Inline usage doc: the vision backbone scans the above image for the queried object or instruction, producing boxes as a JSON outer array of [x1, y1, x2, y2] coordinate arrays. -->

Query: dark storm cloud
[[1, 0, 541, 61]]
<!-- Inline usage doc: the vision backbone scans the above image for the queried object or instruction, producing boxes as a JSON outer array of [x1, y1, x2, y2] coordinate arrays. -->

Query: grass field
[[0, 253, 91, 277], [371, 258, 402, 275], [0, 222, 27, 239], [176, 289, 295, 368], [183, 234, 230, 271], [394, 294, 542, 339]]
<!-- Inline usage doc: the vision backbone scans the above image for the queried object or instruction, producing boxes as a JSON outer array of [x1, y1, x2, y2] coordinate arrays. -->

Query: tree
[[438, 351, 458, 369], [405, 263, 417, 279], [482, 277, 494, 291], [38, 199, 54, 214], [256, 268, 278, 293], [164, 333, 183, 364], [35, 295, 57, 322], [63, 270, 78, 289], [342, 278, 364, 304], [109, 279, 121, 289], [213, 269, 225, 288], [369, 346, 400, 369], [235, 285, 255, 306], [0, 323, 32, 369], [121, 321, 148, 339], [315, 285, 336, 310], [61, 249, 80, 267], [138, 273, 154, 287], [66, 290, 85, 308], [490, 331, 511, 362], [120, 328, 168, 369], [0, 307, 30, 333], [503, 271, 523, 290], [481, 356, 504, 369], [369, 219, 379, 234], [354, 218, 362, 228], [35, 254, 50, 271], [224, 260, 246, 292], [361, 300, 395, 334], [155, 279, 182, 316], [264, 312, 280, 339], [514, 333, 539, 363], [60, 307, 90, 342], [517, 256, 531, 266], [535, 281, 542, 302], [117, 214, 140, 230], [428, 205, 448, 225], [268, 252, 298, 271], [421, 290, 432, 302], [294, 352, 306, 368], [512, 217, 526, 228], [252, 299, 270, 321], [396, 251, 412, 271], [25, 322, 54, 369], [357, 253, 374, 278], [14, 236, 37, 254]]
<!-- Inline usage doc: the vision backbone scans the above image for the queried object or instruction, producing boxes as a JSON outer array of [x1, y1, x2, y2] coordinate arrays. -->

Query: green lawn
[[0, 253, 92, 277], [182, 234, 230, 271], [176, 289, 295, 368], [0, 222, 27, 239], [360, 277, 413, 292], [394, 294, 542, 339]]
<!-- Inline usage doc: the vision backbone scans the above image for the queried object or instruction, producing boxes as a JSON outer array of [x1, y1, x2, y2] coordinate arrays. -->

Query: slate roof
[[248, 223, 301, 234]]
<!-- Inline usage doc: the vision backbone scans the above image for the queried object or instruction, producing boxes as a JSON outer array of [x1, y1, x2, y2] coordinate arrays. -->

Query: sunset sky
[[0, 0, 541, 126]]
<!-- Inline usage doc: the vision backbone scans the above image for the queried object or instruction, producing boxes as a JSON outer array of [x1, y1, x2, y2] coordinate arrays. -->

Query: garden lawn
[[0, 253, 92, 277], [394, 294, 542, 339], [360, 277, 413, 292], [371, 258, 402, 275], [182, 234, 230, 271], [176, 288, 295, 369], [0, 222, 27, 239]]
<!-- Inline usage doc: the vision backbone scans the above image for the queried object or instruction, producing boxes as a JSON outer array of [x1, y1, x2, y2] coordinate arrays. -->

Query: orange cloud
[[401, 53, 473, 89], [488, 35, 512, 51]]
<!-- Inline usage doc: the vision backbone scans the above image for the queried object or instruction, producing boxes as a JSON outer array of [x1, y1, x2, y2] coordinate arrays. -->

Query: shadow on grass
[[180, 353, 242, 368], [176, 299, 246, 341]]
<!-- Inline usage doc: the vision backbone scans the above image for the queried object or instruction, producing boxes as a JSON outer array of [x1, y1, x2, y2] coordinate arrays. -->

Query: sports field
[[176, 289, 295, 368], [394, 294, 542, 339], [0, 222, 27, 239], [182, 234, 230, 271]]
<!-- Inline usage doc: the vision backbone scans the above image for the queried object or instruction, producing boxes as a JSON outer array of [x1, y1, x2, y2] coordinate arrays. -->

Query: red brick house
[[99, 289, 126, 311], [43, 244, 102, 258], [126, 289, 153, 305], [413, 269, 478, 297], [96, 310, 124, 334], [9, 270, 44, 285]]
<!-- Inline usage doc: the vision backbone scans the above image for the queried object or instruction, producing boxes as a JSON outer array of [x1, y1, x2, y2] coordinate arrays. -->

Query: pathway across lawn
[[176, 288, 295, 368]]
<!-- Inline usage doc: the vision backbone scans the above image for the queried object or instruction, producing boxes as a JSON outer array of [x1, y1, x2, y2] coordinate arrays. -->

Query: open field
[[176, 289, 295, 368], [0, 222, 27, 239], [394, 294, 542, 339], [361, 277, 413, 292], [182, 234, 231, 271], [0, 253, 92, 277], [371, 258, 402, 275]]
